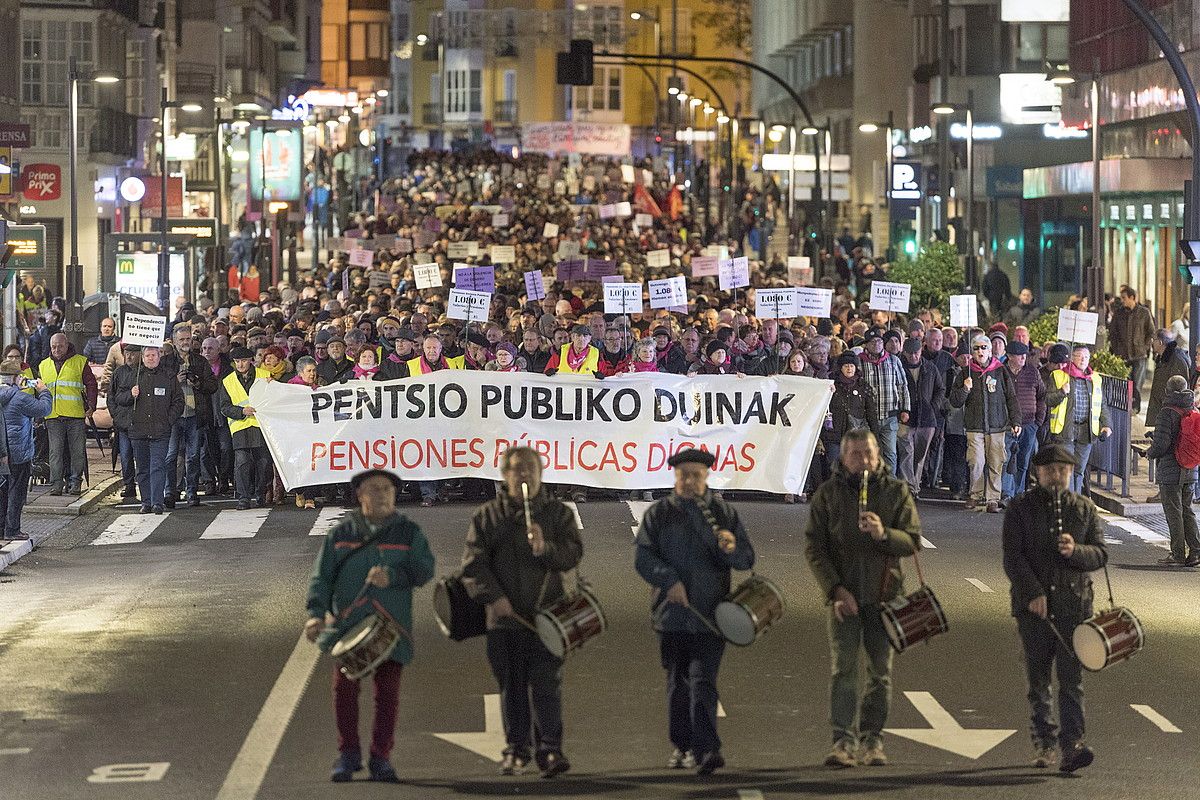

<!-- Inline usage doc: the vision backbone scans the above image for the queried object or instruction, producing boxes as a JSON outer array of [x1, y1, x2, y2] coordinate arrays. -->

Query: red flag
[[666, 185, 684, 221], [633, 183, 663, 218]]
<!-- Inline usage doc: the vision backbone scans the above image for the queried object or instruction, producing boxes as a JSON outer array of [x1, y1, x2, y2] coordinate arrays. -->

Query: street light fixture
[[800, 125, 820, 136], [929, 95, 976, 286], [858, 112, 896, 254], [66, 58, 121, 312], [158, 88, 204, 311]]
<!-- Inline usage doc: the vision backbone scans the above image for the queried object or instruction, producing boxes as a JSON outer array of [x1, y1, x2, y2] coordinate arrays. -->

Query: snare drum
[[331, 614, 401, 680], [1073, 606, 1144, 672], [535, 587, 607, 659], [433, 575, 487, 641], [880, 586, 949, 652], [715, 575, 785, 646]]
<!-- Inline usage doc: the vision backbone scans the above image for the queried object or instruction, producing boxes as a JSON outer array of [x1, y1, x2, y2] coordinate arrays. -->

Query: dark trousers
[[1160, 482, 1200, 560], [486, 626, 564, 757], [1017, 613, 1085, 748], [234, 446, 272, 502], [944, 433, 970, 495], [333, 660, 402, 759], [46, 417, 86, 490], [166, 416, 202, 498], [117, 430, 136, 495], [132, 437, 169, 507], [659, 631, 725, 757], [202, 425, 232, 485], [0, 461, 31, 535]]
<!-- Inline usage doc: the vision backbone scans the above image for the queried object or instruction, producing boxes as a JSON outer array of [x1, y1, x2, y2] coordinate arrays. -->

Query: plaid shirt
[[860, 352, 911, 421], [1071, 376, 1091, 424]]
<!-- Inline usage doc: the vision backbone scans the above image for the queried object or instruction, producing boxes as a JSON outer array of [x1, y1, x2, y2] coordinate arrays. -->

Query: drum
[[1073, 607, 1144, 672], [433, 575, 486, 641], [715, 575, 785, 646], [880, 586, 948, 652], [331, 614, 401, 680], [535, 587, 606, 659]]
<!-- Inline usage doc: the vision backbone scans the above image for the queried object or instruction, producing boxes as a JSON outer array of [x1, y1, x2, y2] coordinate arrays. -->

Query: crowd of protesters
[[0, 149, 1196, 566]]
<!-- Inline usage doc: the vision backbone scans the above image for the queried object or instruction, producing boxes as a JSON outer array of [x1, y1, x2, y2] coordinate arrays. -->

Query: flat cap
[[350, 469, 404, 490], [1031, 444, 1078, 468], [230, 346, 254, 360], [667, 447, 716, 468]]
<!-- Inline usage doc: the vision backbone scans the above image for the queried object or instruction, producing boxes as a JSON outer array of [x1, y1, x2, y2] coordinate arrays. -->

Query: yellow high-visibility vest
[[1049, 369, 1103, 436], [556, 344, 599, 374], [39, 354, 88, 419], [223, 368, 269, 434], [405, 355, 465, 374]]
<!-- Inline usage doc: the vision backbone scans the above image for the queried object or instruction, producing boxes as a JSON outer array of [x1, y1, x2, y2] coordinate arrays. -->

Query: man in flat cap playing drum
[[635, 447, 755, 776]]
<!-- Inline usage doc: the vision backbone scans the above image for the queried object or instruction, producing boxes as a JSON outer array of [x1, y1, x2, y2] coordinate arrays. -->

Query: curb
[[1089, 488, 1161, 518], [0, 526, 57, 571], [25, 475, 124, 517]]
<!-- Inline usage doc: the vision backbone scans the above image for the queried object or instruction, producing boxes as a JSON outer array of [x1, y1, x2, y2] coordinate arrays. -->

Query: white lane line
[[1131, 704, 1182, 733], [0, 748, 31, 755], [90, 514, 168, 546], [200, 508, 271, 540], [737, 791, 765, 800], [919, 536, 936, 549], [965, 578, 994, 593], [309, 507, 346, 536], [717, 701, 726, 718], [624, 500, 653, 526], [562, 501, 584, 530], [215, 635, 320, 800]]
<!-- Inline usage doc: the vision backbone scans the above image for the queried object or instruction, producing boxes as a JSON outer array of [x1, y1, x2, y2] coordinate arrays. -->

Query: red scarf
[[968, 356, 1003, 375], [1064, 362, 1094, 381], [566, 346, 589, 371]]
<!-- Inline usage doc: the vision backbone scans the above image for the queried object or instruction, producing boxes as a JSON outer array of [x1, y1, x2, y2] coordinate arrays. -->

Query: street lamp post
[[859, 109, 895, 258], [65, 57, 119, 316], [159, 88, 203, 312], [932, 95, 976, 288]]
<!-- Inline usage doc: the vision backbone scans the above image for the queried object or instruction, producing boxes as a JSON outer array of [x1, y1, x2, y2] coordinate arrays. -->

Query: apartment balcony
[[422, 102, 442, 126], [493, 99, 518, 124], [267, 0, 299, 43], [89, 106, 139, 161]]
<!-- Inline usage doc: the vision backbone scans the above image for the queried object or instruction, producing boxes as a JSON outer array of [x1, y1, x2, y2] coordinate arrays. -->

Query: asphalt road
[[1, 493, 1197, 800]]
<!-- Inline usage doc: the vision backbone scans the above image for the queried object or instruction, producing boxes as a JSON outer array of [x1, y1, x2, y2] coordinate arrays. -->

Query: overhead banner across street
[[251, 371, 832, 493]]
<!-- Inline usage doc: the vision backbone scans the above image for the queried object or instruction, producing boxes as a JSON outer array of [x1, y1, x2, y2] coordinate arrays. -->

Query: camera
[[19, 377, 37, 389]]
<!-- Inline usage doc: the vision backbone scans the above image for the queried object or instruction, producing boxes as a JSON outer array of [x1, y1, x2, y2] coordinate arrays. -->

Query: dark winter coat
[[1146, 342, 1192, 425], [82, 334, 120, 364], [113, 362, 185, 440], [903, 358, 947, 429], [1002, 486, 1107, 620], [1146, 388, 1199, 486], [161, 351, 219, 428], [1107, 302, 1156, 361], [949, 358, 1021, 434], [825, 376, 877, 445]]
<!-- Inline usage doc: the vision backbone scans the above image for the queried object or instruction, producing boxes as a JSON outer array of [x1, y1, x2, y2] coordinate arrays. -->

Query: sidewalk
[[1, 434, 122, 571], [1089, 409, 1159, 517]]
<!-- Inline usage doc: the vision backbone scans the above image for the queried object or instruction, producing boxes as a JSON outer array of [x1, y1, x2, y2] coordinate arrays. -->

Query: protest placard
[[691, 256, 719, 277], [604, 282, 643, 315], [490, 245, 516, 264], [348, 248, 374, 268], [454, 265, 495, 293], [754, 289, 798, 320], [543, 222, 559, 238], [615, 201, 632, 217], [719, 257, 750, 291], [556, 258, 585, 283], [869, 281, 912, 314], [635, 213, 653, 228], [492, 213, 509, 228], [447, 289, 492, 323], [795, 287, 834, 318], [413, 263, 442, 290], [787, 256, 813, 286], [122, 313, 167, 347], [649, 276, 687, 309], [646, 249, 670, 268], [1056, 309, 1099, 345], [524, 270, 547, 301], [599, 204, 617, 219], [949, 294, 979, 328]]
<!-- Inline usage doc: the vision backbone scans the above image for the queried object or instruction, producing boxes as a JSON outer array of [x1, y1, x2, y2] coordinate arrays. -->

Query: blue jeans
[[117, 430, 136, 495], [167, 416, 202, 498], [1002, 425, 1039, 499], [133, 437, 169, 507], [1066, 439, 1094, 493], [875, 415, 900, 476]]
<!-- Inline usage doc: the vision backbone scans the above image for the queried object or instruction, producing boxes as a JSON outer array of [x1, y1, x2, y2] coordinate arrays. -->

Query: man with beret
[[305, 469, 435, 783], [463, 331, 492, 370], [858, 329, 911, 475], [544, 324, 601, 377], [896, 336, 945, 497], [635, 447, 755, 775], [376, 328, 418, 381], [950, 333, 1021, 512], [460, 446, 582, 778], [1002, 340, 1047, 502], [805, 428, 921, 768], [219, 346, 273, 509], [318, 336, 355, 386], [1002, 444, 1107, 772], [653, 325, 687, 374]]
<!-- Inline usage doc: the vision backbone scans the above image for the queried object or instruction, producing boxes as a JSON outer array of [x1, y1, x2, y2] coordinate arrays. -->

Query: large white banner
[[251, 371, 833, 493], [521, 122, 632, 156]]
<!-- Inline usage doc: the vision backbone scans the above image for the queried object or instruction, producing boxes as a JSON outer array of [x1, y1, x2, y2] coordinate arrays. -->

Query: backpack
[[1170, 407, 1200, 469]]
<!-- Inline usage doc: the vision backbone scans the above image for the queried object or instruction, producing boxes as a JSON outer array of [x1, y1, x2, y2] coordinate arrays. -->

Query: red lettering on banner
[[398, 439, 422, 469], [740, 443, 756, 471], [330, 441, 347, 470], [468, 438, 486, 468], [373, 439, 389, 467], [621, 442, 638, 472], [311, 442, 328, 471]]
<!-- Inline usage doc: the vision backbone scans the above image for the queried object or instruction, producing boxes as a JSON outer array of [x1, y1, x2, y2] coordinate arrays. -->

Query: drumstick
[[521, 481, 533, 542]]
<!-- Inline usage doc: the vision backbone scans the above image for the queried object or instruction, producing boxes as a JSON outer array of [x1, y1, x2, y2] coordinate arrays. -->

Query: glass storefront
[[1102, 194, 1184, 327]]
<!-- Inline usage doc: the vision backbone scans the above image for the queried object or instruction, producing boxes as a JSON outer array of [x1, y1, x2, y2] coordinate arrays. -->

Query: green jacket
[[805, 464, 922, 606], [306, 510, 436, 664]]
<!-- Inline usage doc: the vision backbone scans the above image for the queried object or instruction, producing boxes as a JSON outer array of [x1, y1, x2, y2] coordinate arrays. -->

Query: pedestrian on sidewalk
[[305, 469, 435, 783], [1107, 287, 1155, 414], [39, 333, 97, 495], [1145, 374, 1200, 566], [0, 362, 50, 540], [1002, 444, 1107, 773], [114, 345, 184, 514], [1146, 328, 1192, 428]]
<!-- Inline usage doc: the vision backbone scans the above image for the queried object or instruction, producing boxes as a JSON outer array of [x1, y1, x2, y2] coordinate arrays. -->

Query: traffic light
[[556, 39, 594, 86]]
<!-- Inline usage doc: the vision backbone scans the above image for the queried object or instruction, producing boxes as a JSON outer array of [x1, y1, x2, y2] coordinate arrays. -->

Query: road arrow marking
[[1131, 704, 1182, 732], [965, 578, 994, 593], [885, 691, 1016, 759], [718, 701, 726, 718], [737, 791, 765, 800], [625, 500, 653, 525], [434, 694, 505, 763], [0, 748, 31, 755], [563, 501, 584, 531], [919, 536, 936, 549]]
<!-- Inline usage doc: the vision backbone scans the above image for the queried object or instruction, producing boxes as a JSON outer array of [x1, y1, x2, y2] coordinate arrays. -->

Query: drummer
[[304, 469, 436, 783], [460, 445, 583, 778], [804, 428, 921, 769], [1002, 444, 1107, 773], [634, 448, 755, 776]]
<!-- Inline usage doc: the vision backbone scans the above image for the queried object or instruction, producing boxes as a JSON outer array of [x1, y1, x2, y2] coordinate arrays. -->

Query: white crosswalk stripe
[[1099, 511, 1169, 548], [91, 514, 169, 546], [310, 507, 347, 536], [200, 508, 271, 539]]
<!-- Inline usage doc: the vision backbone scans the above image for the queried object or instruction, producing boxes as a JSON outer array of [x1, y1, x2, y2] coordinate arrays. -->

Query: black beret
[[816, 318, 834, 336], [466, 332, 490, 347], [570, 324, 591, 336], [395, 328, 419, 342], [863, 328, 883, 342], [1007, 341, 1030, 356], [706, 340, 727, 357], [1031, 444, 1078, 468], [836, 352, 859, 368], [883, 329, 902, 343], [667, 448, 716, 468], [230, 346, 254, 360], [350, 469, 404, 490]]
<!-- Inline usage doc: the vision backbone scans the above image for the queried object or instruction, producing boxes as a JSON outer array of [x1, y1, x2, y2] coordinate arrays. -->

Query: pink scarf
[[1064, 362, 1094, 381], [968, 356, 1003, 375]]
